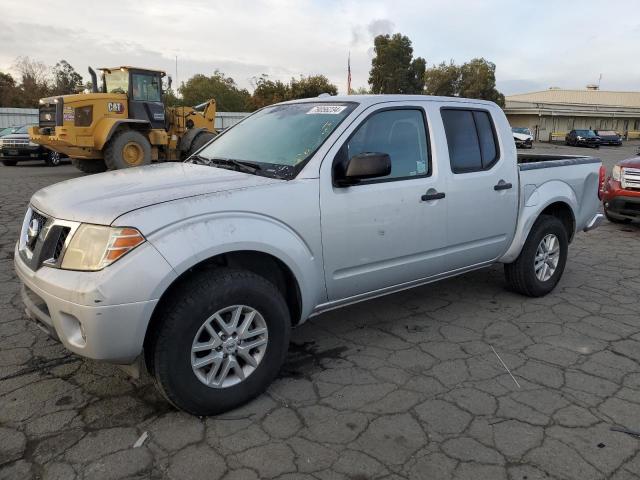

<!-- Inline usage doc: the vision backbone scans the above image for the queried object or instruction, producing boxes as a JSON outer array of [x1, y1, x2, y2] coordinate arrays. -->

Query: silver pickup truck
[[15, 95, 603, 415]]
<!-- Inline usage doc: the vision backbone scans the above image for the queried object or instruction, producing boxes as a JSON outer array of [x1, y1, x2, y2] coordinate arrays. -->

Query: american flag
[[347, 52, 352, 95]]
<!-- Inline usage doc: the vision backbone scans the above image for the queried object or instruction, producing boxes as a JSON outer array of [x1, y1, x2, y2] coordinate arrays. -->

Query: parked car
[[600, 157, 640, 223], [15, 95, 603, 415], [0, 125, 63, 166], [565, 129, 601, 148], [512, 127, 533, 148], [594, 130, 622, 146], [0, 125, 21, 137]]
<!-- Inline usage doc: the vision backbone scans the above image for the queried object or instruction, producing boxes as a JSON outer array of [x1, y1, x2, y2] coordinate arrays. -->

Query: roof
[[98, 66, 166, 76], [281, 94, 497, 108], [506, 89, 640, 108]]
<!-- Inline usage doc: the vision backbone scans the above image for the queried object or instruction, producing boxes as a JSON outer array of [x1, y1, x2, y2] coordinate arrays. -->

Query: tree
[[51, 60, 83, 95], [352, 86, 371, 95], [368, 33, 426, 94], [424, 60, 460, 97], [250, 75, 289, 110], [458, 58, 505, 107], [288, 75, 337, 99], [0, 72, 19, 107], [13, 56, 51, 107], [179, 71, 251, 111]]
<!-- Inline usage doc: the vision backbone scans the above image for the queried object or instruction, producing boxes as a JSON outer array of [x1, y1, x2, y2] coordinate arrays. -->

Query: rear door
[[439, 106, 518, 269]]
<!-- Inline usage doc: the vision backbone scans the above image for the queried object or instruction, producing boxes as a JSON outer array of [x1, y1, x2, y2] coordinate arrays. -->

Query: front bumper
[[0, 146, 43, 160], [28, 126, 100, 159], [14, 241, 176, 364], [604, 195, 640, 220]]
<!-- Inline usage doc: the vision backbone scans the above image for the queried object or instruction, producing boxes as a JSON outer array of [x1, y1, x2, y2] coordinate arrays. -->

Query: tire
[[604, 208, 630, 224], [146, 268, 291, 415], [71, 158, 107, 173], [1, 160, 17, 166], [104, 129, 151, 170], [504, 215, 568, 297], [44, 150, 61, 167], [188, 132, 216, 157]]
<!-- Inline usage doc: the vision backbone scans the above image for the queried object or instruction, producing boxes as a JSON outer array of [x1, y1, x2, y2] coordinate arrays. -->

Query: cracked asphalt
[[1, 143, 639, 480]]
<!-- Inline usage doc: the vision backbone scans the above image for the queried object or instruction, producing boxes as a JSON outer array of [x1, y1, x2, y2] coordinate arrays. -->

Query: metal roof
[[506, 89, 640, 108], [98, 66, 166, 76]]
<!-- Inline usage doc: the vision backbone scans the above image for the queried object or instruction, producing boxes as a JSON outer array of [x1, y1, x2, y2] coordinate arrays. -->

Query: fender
[[142, 211, 324, 321], [499, 180, 578, 263], [95, 118, 151, 150]]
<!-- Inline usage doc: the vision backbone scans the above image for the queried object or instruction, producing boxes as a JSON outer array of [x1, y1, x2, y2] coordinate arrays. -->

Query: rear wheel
[[44, 150, 61, 167], [188, 132, 217, 157], [505, 215, 568, 297], [146, 268, 291, 415], [104, 129, 151, 170], [71, 158, 107, 174], [1, 160, 17, 166]]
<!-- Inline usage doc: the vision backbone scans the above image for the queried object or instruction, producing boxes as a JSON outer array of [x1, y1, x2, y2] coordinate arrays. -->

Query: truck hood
[[619, 156, 640, 168], [31, 162, 282, 225]]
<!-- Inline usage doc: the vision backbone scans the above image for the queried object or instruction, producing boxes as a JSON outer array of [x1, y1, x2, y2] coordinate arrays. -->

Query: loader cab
[[100, 67, 166, 129]]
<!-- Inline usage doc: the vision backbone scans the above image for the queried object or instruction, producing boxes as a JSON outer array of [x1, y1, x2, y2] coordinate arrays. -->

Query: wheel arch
[[500, 182, 578, 264], [95, 119, 152, 150], [143, 249, 303, 369]]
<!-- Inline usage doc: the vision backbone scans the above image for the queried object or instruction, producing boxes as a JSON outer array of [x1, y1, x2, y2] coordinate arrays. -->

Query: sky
[[1, 0, 639, 96]]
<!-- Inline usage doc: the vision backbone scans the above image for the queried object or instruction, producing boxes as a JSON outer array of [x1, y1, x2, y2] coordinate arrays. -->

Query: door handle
[[421, 191, 445, 201], [494, 182, 513, 191]]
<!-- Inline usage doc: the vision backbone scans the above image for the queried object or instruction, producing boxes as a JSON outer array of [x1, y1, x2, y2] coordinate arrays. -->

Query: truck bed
[[517, 153, 600, 171]]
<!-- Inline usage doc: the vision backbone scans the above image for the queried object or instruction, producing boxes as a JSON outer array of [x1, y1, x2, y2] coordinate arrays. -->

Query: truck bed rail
[[517, 154, 600, 171]]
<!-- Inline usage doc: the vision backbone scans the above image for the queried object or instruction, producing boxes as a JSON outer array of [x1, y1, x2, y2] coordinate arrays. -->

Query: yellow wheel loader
[[29, 66, 217, 173]]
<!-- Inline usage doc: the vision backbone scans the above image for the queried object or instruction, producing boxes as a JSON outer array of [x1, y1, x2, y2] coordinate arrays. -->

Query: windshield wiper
[[189, 155, 288, 179], [211, 157, 262, 174], [188, 154, 214, 166]]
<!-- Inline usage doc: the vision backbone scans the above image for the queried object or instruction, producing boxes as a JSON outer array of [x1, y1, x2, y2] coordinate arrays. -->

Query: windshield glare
[[512, 127, 531, 135], [576, 130, 596, 137], [103, 70, 129, 94], [197, 102, 356, 178]]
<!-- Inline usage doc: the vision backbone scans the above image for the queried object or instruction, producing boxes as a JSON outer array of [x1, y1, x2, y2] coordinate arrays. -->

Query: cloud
[[0, 0, 639, 96]]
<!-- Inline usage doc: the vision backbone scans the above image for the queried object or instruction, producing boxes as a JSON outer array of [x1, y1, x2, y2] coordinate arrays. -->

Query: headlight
[[612, 165, 622, 181], [576, 136, 584, 140], [61, 225, 145, 271]]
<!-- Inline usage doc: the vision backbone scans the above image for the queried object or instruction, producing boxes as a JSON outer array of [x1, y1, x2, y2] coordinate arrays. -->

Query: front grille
[[28, 210, 49, 252], [622, 167, 640, 190], [53, 228, 70, 260], [19, 207, 76, 271], [2, 139, 29, 148]]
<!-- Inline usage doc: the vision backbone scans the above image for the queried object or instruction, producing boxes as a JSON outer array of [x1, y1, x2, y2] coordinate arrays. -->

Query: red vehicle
[[600, 157, 640, 223]]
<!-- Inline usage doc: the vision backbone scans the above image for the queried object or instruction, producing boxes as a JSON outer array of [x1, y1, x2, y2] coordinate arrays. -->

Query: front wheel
[[504, 215, 568, 297], [146, 268, 291, 415], [104, 129, 151, 170], [44, 150, 61, 167]]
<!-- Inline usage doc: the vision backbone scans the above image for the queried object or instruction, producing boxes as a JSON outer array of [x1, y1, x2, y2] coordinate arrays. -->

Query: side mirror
[[334, 150, 391, 186]]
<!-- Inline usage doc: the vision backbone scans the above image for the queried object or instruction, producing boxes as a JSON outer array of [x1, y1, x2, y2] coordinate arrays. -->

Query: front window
[[103, 70, 129, 94], [131, 73, 162, 102], [576, 130, 596, 137], [512, 127, 531, 135], [197, 102, 357, 179]]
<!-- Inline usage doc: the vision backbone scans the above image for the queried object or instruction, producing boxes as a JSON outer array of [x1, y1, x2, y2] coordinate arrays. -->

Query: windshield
[[103, 70, 129, 94], [512, 127, 531, 135], [197, 102, 356, 178], [575, 130, 596, 137]]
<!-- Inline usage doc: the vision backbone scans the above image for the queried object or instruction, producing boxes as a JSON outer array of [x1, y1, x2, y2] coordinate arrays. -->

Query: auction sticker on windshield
[[307, 105, 347, 114]]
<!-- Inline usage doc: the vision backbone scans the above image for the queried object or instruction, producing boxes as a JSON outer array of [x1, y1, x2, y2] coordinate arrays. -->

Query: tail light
[[598, 165, 606, 199]]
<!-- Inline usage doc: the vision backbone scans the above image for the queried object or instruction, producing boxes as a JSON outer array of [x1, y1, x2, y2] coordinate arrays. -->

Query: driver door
[[319, 104, 448, 301], [128, 71, 165, 129]]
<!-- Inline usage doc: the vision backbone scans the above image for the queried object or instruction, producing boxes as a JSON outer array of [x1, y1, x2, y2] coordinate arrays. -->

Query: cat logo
[[107, 102, 124, 113]]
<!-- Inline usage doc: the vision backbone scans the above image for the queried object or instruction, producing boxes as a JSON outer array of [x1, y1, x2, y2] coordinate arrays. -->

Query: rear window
[[441, 109, 499, 173]]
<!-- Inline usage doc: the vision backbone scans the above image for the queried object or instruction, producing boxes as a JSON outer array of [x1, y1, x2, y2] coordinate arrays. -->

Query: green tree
[[51, 60, 83, 95], [0, 72, 19, 107], [179, 71, 251, 111], [250, 74, 289, 110], [424, 60, 460, 97], [458, 58, 505, 107], [288, 74, 338, 99], [352, 86, 371, 95], [368, 33, 426, 94]]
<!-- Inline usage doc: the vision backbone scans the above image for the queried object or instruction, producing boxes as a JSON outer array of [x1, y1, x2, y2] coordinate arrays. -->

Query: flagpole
[[347, 51, 352, 95]]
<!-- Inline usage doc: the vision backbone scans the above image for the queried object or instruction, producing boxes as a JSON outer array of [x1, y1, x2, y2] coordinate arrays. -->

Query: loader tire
[[104, 129, 151, 170], [188, 132, 217, 157], [72, 158, 107, 174]]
